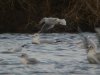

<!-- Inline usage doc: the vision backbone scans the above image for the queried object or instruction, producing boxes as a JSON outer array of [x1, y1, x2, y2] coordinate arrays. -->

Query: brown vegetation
[[0, 0, 99, 33]]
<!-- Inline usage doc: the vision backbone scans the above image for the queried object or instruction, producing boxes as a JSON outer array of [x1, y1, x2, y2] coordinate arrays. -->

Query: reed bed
[[0, 0, 99, 33]]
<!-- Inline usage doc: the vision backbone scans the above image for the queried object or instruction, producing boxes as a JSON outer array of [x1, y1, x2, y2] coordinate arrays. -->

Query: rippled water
[[0, 33, 100, 75]]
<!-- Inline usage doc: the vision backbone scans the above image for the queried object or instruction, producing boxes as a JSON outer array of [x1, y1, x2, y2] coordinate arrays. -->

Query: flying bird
[[32, 17, 66, 44], [38, 17, 66, 33]]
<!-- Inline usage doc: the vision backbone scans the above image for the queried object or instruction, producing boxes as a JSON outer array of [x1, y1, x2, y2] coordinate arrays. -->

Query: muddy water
[[0, 33, 100, 75]]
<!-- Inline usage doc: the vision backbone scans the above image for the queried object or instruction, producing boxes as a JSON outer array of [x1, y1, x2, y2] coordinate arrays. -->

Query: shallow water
[[0, 33, 100, 75]]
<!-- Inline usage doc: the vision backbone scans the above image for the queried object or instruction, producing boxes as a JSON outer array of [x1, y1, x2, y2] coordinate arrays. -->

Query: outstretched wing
[[39, 18, 45, 25], [39, 17, 66, 33], [39, 18, 55, 32], [39, 23, 54, 33]]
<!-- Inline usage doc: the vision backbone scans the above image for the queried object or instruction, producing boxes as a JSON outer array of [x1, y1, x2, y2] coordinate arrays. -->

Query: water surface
[[0, 33, 100, 75]]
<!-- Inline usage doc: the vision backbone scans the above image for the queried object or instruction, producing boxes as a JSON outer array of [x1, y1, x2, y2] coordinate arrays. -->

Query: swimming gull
[[78, 26, 100, 64], [79, 32, 100, 64], [19, 53, 38, 64], [32, 33, 40, 44], [87, 39, 100, 64], [1, 46, 22, 53]]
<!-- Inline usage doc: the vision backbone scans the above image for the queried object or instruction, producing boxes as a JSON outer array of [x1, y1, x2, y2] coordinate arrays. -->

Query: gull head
[[20, 53, 28, 58], [58, 19, 66, 25], [87, 45, 96, 54]]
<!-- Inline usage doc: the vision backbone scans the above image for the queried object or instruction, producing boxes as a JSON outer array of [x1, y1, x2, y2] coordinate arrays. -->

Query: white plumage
[[79, 32, 100, 64], [20, 53, 38, 64], [39, 17, 66, 32], [32, 33, 40, 44], [32, 17, 66, 44]]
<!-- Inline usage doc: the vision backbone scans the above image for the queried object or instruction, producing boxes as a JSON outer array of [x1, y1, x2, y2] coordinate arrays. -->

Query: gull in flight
[[38, 17, 66, 33], [32, 17, 66, 44]]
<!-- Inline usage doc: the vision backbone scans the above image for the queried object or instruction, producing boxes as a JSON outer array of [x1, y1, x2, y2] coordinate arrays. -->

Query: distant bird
[[1, 47, 22, 53], [32, 33, 40, 44], [38, 17, 66, 32], [19, 53, 38, 64], [8, 47, 22, 53], [32, 33, 63, 44]]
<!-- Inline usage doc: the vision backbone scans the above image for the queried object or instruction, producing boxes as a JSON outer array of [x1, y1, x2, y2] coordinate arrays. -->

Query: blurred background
[[0, 0, 99, 33]]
